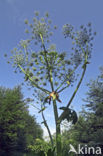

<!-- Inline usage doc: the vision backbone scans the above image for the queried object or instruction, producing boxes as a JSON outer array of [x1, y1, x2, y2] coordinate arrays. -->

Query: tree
[[81, 69, 103, 146], [6, 12, 96, 156], [0, 86, 43, 155], [63, 68, 103, 155]]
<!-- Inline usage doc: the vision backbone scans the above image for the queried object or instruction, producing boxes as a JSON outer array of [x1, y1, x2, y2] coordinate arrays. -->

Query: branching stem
[[18, 64, 50, 94], [55, 66, 78, 92], [40, 34, 54, 91], [59, 54, 87, 122]]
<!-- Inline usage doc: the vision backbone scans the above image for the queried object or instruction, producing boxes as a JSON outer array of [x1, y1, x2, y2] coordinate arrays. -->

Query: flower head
[[71, 52, 83, 67], [19, 40, 29, 49], [33, 21, 49, 42], [77, 28, 90, 46], [13, 52, 26, 66], [63, 24, 74, 38], [28, 13, 52, 43]]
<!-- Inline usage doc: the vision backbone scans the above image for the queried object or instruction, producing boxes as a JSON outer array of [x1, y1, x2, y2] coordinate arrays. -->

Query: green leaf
[[61, 107, 78, 124]]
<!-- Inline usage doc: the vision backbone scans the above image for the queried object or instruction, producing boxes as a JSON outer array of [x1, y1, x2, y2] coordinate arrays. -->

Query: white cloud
[[43, 125, 56, 139]]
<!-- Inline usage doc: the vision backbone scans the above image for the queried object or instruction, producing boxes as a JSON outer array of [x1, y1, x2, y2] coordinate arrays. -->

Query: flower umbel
[[25, 13, 53, 43], [13, 52, 26, 66], [77, 29, 90, 46], [19, 40, 29, 49], [63, 24, 74, 38], [32, 21, 49, 42]]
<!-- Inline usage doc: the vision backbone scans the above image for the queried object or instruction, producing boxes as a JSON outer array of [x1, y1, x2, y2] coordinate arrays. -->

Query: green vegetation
[[28, 138, 55, 156], [5, 12, 96, 156], [61, 69, 103, 155], [1, 69, 103, 155], [0, 86, 43, 156]]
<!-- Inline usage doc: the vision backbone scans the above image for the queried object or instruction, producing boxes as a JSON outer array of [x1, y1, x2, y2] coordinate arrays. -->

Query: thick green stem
[[56, 123, 62, 156], [40, 34, 62, 156], [43, 49, 62, 155], [59, 63, 87, 122], [53, 100, 62, 156]]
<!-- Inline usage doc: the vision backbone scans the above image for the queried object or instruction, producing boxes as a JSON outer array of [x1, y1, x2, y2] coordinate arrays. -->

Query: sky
[[0, 0, 103, 136]]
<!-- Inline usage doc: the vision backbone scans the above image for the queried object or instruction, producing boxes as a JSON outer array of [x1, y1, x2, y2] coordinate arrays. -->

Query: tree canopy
[[0, 86, 43, 155], [62, 68, 103, 155]]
